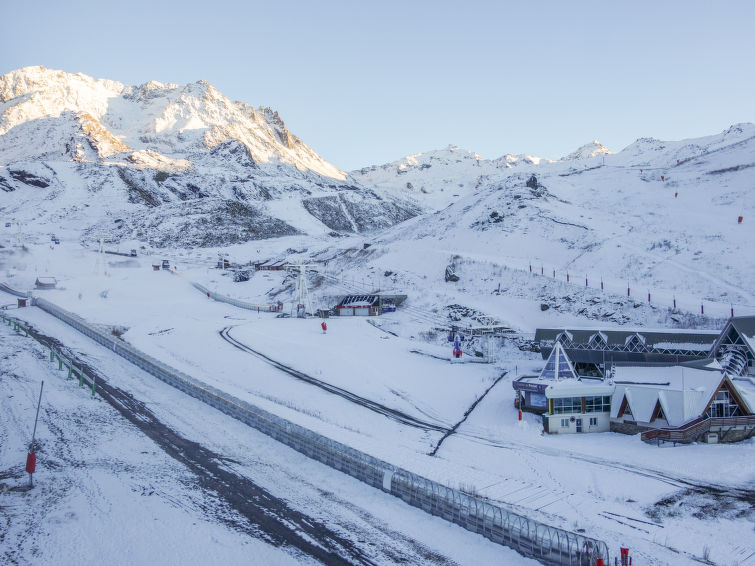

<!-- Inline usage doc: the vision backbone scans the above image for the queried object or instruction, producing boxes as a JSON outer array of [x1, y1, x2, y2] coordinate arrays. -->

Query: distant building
[[332, 294, 407, 316], [34, 277, 57, 289]]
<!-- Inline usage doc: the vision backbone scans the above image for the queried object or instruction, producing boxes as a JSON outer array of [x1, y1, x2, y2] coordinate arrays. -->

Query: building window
[[589, 417, 598, 426], [553, 397, 581, 414], [584, 396, 611, 413], [560, 418, 570, 427], [706, 389, 740, 418]]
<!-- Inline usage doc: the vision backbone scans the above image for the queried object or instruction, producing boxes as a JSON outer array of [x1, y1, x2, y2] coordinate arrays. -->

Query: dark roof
[[710, 316, 755, 358], [730, 316, 755, 340], [535, 328, 719, 347]]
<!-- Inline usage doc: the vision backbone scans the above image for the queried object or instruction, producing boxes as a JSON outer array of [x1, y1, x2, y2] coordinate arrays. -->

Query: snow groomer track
[[219, 325, 451, 433], [5, 286, 609, 565]]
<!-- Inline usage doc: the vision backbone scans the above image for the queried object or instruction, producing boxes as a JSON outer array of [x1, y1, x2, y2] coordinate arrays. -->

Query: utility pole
[[26, 381, 44, 487]]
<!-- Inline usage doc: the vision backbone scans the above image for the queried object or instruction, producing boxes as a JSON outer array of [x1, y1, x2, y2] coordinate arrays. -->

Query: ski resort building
[[513, 343, 615, 434], [535, 316, 755, 380], [332, 294, 407, 316], [514, 340, 755, 442], [534, 327, 719, 375]]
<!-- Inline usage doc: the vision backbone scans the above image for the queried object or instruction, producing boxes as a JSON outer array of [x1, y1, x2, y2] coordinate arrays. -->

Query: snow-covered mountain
[[349, 145, 546, 210], [340, 124, 755, 327], [560, 140, 612, 160], [0, 67, 417, 246]]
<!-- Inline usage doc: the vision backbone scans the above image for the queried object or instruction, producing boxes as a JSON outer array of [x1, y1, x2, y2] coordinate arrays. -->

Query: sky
[[1, 0, 754, 171]]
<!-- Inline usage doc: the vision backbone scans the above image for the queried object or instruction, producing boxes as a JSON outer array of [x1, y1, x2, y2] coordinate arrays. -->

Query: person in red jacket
[[321, 321, 327, 334]]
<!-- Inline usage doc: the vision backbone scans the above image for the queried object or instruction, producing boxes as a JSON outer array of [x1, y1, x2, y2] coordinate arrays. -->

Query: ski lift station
[[332, 294, 407, 316], [514, 317, 755, 443]]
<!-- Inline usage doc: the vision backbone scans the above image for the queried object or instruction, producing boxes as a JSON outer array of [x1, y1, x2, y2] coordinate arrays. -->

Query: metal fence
[[10, 288, 607, 565], [190, 282, 278, 312]]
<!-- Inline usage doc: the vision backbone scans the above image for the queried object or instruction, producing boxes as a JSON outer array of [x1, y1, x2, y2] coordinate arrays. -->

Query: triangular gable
[[617, 394, 633, 418], [540, 342, 578, 381], [650, 399, 665, 422], [711, 319, 755, 360], [703, 376, 753, 417]]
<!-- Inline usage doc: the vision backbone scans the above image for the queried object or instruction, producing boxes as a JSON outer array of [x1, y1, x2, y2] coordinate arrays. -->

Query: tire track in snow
[[219, 325, 452, 434]]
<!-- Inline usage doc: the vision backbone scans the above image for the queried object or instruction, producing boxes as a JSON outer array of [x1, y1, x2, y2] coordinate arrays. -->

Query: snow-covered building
[[332, 294, 407, 316], [513, 343, 615, 434], [514, 343, 755, 441], [611, 360, 755, 442]]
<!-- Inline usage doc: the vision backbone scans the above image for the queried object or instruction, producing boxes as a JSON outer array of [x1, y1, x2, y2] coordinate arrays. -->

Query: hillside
[[338, 124, 755, 330]]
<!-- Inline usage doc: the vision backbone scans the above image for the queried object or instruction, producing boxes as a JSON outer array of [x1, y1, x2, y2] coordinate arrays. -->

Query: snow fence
[[30, 294, 607, 565], [191, 282, 278, 312]]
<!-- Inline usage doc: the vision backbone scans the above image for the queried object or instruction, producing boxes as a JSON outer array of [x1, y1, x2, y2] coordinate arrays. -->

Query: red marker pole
[[27, 381, 44, 487]]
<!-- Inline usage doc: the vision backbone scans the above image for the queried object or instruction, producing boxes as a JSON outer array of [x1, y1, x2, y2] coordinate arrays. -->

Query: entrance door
[[576, 418, 583, 433]]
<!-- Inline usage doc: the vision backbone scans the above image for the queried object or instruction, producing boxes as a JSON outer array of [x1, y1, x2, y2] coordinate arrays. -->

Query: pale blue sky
[[2, 0, 753, 170]]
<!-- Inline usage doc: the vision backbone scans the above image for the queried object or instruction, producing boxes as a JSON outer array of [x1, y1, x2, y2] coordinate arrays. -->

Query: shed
[[35, 277, 57, 289]]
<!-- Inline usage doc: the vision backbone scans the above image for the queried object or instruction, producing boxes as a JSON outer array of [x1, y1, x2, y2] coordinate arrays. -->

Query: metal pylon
[[94, 237, 105, 275], [285, 263, 317, 317]]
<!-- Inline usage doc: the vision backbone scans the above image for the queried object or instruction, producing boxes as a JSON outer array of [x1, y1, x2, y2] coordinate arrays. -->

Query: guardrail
[[2, 284, 608, 565], [641, 415, 755, 444], [1, 311, 97, 396], [190, 282, 280, 312]]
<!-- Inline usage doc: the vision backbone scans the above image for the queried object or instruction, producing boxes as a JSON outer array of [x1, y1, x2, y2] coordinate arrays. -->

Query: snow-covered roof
[[545, 379, 615, 398], [610, 365, 724, 426]]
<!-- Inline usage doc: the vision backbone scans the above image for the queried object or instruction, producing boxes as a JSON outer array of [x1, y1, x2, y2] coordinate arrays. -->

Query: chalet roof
[[610, 365, 724, 426]]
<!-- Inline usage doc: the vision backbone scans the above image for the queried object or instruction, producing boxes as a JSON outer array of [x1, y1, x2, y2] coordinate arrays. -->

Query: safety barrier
[[191, 282, 280, 312], [2, 284, 608, 565], [0, 312, 97, 396]]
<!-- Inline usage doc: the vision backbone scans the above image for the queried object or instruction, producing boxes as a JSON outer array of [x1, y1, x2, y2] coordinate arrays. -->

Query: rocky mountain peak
[[560, 140, 613, 161]]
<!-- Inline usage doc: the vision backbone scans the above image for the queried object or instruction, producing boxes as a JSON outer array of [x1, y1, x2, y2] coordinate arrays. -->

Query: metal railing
[[2, 284, 609, 564], [191, 282, 279, 312], [641, 415, 755, 443]]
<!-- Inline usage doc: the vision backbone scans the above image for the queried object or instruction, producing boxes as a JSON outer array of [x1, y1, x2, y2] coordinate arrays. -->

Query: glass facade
[[551, 396, 611, 415], [552, 397, 581, 414], [584, 396, 611, 413]]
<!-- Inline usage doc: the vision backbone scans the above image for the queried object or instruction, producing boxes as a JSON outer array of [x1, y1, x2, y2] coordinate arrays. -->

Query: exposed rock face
[[0, 66, 418, 245]]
